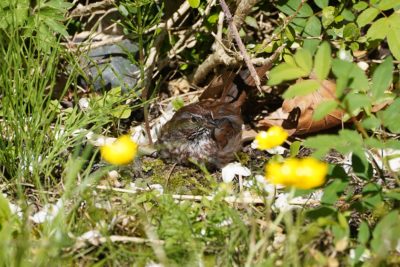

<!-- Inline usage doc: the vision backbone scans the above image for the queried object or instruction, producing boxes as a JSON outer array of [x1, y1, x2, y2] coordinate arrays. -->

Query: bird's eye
[[190, 115, 200, 123]]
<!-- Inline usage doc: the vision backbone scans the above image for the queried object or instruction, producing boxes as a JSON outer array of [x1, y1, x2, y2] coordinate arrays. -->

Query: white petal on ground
[[129, 183, 164, 194], [266, 146, 286, 155], [217, 218, 233, 227], [251, 140, 286, 155], [357, 61, 369, 71], [76, 230, 103, 246], [221, 162, 251, 183], [243, 180, 254, 188], [145, 261, 164, 267], [251, 140, 259, 150], [2, 193, 23, 218], [338, 49, 353, 61], [273, 193, 303, 212], [80, 230, 102, 240], [9, 202, 22, 218], [130, 108, 175, 145], [349, 248, 371, 262], [149, 184, 164, 195], [78, 97, 90, 110], [88, 135, 116, 147], [255, 175, 284, 197], [31, 199, 63, 224], [131, 125, 148, 144]]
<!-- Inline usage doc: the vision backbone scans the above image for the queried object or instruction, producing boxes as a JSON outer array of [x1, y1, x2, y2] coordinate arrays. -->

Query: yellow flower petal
[[294, 158, 327, 189], [266, 159, 299, 186], [265, 157, 327, 189], [100, 135, 138, 165], [255, 126, 288, 150]]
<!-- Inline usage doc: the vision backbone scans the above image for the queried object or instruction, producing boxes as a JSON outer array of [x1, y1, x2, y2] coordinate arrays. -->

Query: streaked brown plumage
[[157, 65, 269, 168], [157, 98, 243, 168]]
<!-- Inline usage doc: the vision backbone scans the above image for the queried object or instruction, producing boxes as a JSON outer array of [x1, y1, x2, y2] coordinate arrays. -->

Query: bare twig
[[94, 184, 321, 206], [219, 0, 262, 92], [145, 1, 191, 33], [73, 234, 164, 251], [142, 1, 192, 145], [167, 0, 216, 59], [226, 0, 260, 44], [69, 0, 115, 18]]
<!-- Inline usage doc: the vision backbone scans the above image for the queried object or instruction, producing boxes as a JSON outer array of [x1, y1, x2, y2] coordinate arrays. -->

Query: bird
[[156, 65, 270, 169]]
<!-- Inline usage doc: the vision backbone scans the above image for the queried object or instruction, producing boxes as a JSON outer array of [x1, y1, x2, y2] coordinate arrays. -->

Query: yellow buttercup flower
[[266, 158, 300, 186], [294, 158, 327, 189], [255, 126, 288, 150], [265, 157, 327, 189], [100, 135, 138, 165]]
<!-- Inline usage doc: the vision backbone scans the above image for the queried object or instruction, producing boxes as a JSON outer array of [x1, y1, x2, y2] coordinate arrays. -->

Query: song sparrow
[[157, 97, 244, 168], [157, 65, 271, 168]]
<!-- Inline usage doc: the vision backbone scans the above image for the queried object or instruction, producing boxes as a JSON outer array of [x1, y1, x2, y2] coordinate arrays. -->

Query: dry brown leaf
[[168, 78, 191, 96], [258, 80, 344, 135]]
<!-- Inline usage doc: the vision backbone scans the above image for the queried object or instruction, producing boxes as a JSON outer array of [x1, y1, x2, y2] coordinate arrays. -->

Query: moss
[[136, 157, 213, 195], [236, 151, 251, 165]]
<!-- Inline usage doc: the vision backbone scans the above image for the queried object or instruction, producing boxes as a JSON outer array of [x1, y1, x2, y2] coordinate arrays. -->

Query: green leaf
[[352, 245, 367, 264], [384, 191, 400, 201], [314, 41, 332, 81], [110, 105, 131, 119], [357, 7, 379, 27], [304, 129, 364, 158], [289, 141, 301, 157], [354, 1, 368, 11], [344, 93, 371, 116], [332, 59, 369, 93], [362, 183, 383, 208], [361, 115, 381, 130], [342, 9, 355, 21], [322, 6, 336, 28], [306, 206, 336, 219], [314, 0, 328, 8], [245, 16, 258, 29], [277, 0, 313, 17], [378, 0, 400, 10], [0, 194, 11, 223], [187, 0, 200, 8], [313, 100, 338, 121], [303, 40, 320, 56], [387, 26, 400, 60], [303, 15, 322, 37], [370, 211, 400, 257], [291, 17, 308, 32], [43, 18, 69, 37], [358, 221, 370, 245], [283, 79, 320, 99], [285, 26, 296, 41], [321, 168, 348, 205], [343, 22, 360, 41], [207, 13, 219, 24], [43, 0, 73, 10], [294, 49, 313, 74], [378, 98, 400, 133], [119, 5, 129, 17], [172, 97, 185, 111], [304, 135, 338, 158], [366, 18, 389, 40], [352, 153, 373, 180], [303, 16, 322, 54], [371, 57, 393, 100], [267, 63, 308, 85]]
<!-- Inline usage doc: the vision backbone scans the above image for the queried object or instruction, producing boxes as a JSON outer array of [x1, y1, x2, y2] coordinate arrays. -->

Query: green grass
[[0, 0, 400, 266]]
